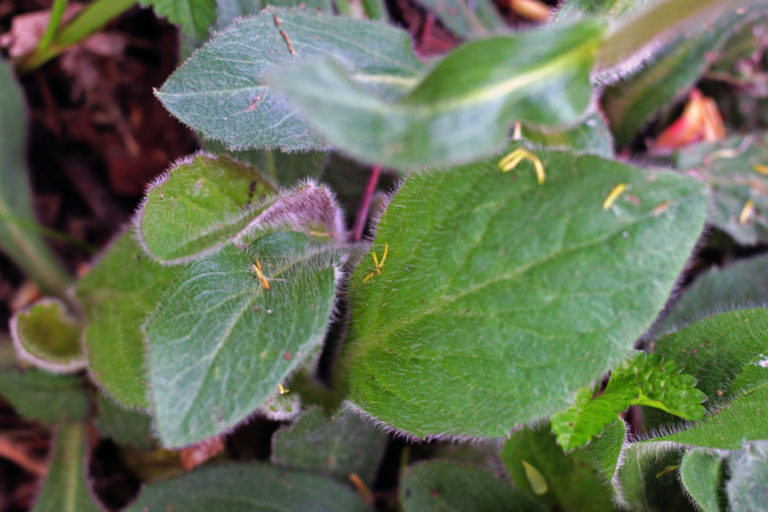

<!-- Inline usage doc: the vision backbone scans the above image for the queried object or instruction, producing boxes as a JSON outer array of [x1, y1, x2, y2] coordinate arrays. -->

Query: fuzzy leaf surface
[[675, 133, 768, 245], [501, 423, 615, 512], [138, 154, 277, 263], [146, 232, 339, 447], [10, 299, 85, 373], [271, 21, 604, 169], [157, 8, 424, 151], [726, 441, 768, 512], [272, 406, 387, 485], [95, 394, 155, 450], [551, 352, 706, 451], [0, 369, 88, 425], [139, 0, 216, 41], [32, 423, 103, 512], [345, 150, 706, 438], [75, 231, 181, 408], [412, 0, 505, 39], [400, 460, 547, 512], [523, 111, 614, 158], [124, 462, 369, 511], [215, 0, 332, 30], [614, 443, 689, 511], [0, 59, 69, 294], [657, 253, 768, 334], [680, 449, 723, 512]]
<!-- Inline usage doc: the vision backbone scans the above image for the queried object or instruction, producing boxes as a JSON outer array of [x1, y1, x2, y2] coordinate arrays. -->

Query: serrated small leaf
[[344, 149, 706, 438], [140, 0, 216, 41], [76, 230, 182, 408], [137, 154, 277, 263], [0, 369, 88, 425], [32, 423, 104, 512], [124, 461, 369, 511], [501, 423, 615, 512], [146, 232, 339, 447], [157, 8, 424, 151], [726, 441, 768, 512], [271, 21, 604, 169], [680, 449, 723, 512], [674, 133, 768, 245], [552, 352, 706, 451], [657, 253, 768, 334], [400, 460, 547, 512], [95, 394, 155, 450], [412, 0, 505, 39], [272, 406, 387, 485], [10, 299, 85, 373]]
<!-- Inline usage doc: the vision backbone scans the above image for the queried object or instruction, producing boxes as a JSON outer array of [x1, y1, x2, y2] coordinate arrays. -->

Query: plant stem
[[352, 164, 381, 241], [35, 0, 69, 55], [18, 0, 137, 73]]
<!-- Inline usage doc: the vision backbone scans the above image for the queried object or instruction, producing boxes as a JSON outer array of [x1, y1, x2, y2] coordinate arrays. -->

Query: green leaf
[[614, 443, 690, 511], [145, 232, 340, 447], [137, 154, 277, 264], [412, 0, 505, 39], [400, 460, 547, 512], [215, 0, 333, 30], [585, 419, 627, 482], [75, 230, 181, 408], [271, 21, 604, 169], [594, 0, 751, 76], [674, 133, 768, 246], [124, 461, 369, 511], [344, 149, 706, 438], [139, 0, 217, 41], [10, 299, 85, 373], [553, 0, 642, 23], [272, 406, 387, 485], [653, 308, 768, 401], [551, 352, 706, 451], [522, 111, 614, 158], [657, 253, 768, 334], [500, 423, 615, 512], [680, 449, 723, 512], [32, 423, 104, 512], [726, 441, 768, 512], [95, 394, 155, 450], [204, 140, 329, 186], [0, 58, 70, 295], [0, 369, 88, 425], [157, 8, 424, 151], [601, 6, 759, 147]]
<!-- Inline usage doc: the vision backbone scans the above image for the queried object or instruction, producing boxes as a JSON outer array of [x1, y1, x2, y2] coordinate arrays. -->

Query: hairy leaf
[[614, 443, 690, 511], [215, 0, 333, 30], [10, 299, 85, 373], [344, 149, 706, 438], [124, 462, 369, 511], [726, 441, 768, 512], [0, 59, 70, 295], [157, 8, 424, 151], [501, 423, 615, 512], [139, 0, 216, 41], [412, 0, 505, 39], [674, 133, 768, 245], [400, 460, 547, 512], [658, 254, 768, 334], [0, 369, 88, 425], [271, 21, 604, 169], [146, 232, 339, 447], [272, 406, 387, 485], [680, 449, 723, 512], [523, 111, 614, 158], [32, 423, 103, 512], [95, 394, 155, 450], [76, 230, 181, 408], [137, 154, 277, 263]]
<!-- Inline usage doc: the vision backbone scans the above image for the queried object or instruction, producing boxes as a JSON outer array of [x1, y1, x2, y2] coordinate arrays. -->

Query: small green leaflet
[[551, 352, 706, 451], [0, 369, 89, 425], [139, 0, 216, 41], [10, 299, 85, 373]]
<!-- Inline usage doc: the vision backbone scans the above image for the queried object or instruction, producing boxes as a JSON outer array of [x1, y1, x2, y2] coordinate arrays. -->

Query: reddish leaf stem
[[352, 164, 381, 241]]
